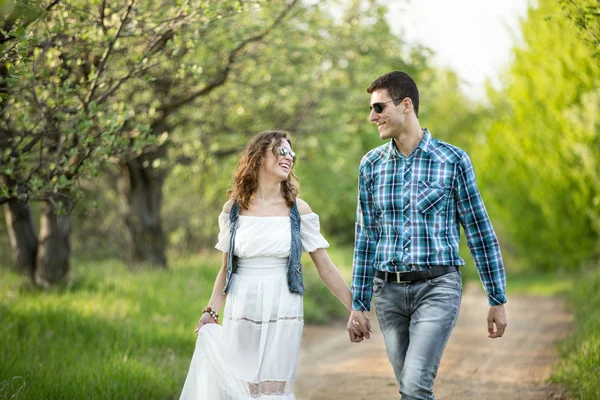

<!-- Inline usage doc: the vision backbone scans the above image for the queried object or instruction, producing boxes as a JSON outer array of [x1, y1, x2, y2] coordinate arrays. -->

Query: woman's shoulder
[[296, 198, 313, 216], [222, 199, 235, 214]]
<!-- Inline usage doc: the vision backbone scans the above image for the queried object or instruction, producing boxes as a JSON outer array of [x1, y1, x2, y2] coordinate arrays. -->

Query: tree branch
[[95, 60, 161, 105], [158, 0, 300, 116], [84, 0, 136, 109], [90, 0, 196, 107], [100, 0, 108, 33], [47, 0, 61, 11]]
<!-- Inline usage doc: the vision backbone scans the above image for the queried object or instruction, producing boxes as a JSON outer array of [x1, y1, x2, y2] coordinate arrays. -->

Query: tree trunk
[[3, 200, 38, 281], [35, 200, 71, 288], [118, 148, 167, 268]]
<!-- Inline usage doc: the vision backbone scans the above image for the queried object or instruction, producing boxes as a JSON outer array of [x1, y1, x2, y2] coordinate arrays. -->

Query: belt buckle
[[395, 272, 411, 284]]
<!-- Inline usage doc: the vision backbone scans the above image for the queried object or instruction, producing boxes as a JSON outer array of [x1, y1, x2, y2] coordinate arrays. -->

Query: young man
[[346, 71, 507, 400]]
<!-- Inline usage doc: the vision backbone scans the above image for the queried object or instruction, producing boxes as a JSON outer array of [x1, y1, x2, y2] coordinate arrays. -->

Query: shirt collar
[[419, 128, 432, 153], [386, 128, 432, 159]]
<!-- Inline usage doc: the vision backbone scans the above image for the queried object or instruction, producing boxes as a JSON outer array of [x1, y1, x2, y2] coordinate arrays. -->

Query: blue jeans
[[373, 271, 462, 400]]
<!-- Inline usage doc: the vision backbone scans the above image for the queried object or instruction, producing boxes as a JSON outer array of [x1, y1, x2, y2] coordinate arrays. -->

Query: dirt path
[[295, 283, 573, 400]]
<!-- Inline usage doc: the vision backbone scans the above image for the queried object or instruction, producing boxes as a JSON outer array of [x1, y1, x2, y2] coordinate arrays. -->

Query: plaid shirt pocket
[[417, 180, 449, 214]]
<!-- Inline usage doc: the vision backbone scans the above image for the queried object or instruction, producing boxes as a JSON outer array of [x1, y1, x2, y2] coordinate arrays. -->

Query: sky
[[385, 0, 531, 100]]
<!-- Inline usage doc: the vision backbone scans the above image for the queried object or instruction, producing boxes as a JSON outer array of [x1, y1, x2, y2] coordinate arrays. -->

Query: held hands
[[347, 310, 372, 343], [487, 304, 507, 338], [194, 312, 217, 335]]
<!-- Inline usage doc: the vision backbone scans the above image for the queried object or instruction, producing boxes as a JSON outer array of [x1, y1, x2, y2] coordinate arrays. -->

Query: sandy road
[[295, 284, 572, 400]]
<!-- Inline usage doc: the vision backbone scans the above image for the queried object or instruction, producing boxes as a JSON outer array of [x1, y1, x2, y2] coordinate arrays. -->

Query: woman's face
[[260, 139, 295, 181]]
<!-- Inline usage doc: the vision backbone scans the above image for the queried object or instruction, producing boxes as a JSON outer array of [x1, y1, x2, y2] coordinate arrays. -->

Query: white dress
[[179, 212, 329, 400]]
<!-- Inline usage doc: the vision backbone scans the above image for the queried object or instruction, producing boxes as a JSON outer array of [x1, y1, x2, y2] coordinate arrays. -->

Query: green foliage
[[473, 0, 600, 270], [551, 268, 600, 399], [2, 0, 274, 206], [560, 0, 600, 57]]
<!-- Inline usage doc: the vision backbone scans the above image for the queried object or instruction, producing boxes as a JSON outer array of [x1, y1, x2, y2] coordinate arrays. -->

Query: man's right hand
[[347, 310, 372, 342]]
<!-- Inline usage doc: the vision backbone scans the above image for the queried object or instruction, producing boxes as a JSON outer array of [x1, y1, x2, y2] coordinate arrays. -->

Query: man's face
[[369, 89, 405, 140]]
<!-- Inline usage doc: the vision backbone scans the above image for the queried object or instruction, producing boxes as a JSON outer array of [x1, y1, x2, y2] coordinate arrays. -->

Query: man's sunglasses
[[271, 146, 297, 163], [370, 98, 403, 114]]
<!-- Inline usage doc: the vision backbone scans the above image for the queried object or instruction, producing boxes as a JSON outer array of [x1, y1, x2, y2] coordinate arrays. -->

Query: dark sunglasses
[[370, 98, 403, 114], [271, 146, 296, 163]]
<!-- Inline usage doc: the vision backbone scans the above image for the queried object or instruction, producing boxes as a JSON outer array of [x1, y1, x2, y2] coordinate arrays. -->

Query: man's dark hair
[[367, 71, 420, 117]]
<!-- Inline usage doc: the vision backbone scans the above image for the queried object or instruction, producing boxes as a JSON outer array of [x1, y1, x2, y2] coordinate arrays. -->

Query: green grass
[[0, 250, 350, 399], [550, 268, 600, 399], [1, 256, 213, 399]]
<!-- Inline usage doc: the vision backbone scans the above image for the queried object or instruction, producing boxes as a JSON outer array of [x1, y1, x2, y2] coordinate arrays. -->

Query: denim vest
[[221, 202, 305, 295]]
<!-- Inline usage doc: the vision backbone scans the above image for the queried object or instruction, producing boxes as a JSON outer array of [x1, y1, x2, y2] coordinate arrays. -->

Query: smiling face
[[230, 130, 300, 210], [369, 89, 408, 141], [261, 139, 294, 181], [366, 71, 420, 143]]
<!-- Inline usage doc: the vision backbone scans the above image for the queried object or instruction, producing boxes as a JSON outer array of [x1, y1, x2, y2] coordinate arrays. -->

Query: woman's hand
[[194, 312, 217, 335]]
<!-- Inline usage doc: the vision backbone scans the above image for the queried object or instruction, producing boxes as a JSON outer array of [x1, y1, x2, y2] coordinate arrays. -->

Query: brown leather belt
[[374, 266, 459, 284]]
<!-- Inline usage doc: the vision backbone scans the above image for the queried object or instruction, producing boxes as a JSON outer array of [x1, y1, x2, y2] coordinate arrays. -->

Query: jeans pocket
[[372, 277, 387, 297], [427, 271, 462, 290]]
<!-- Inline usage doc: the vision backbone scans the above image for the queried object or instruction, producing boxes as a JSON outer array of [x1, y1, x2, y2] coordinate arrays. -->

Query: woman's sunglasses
[[370, 98, 403, 114], [271, 146, 297, 164]]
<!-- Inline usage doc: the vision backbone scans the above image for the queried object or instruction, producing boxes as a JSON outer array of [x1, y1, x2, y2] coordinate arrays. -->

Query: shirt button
[[404, 248, 409, 252]]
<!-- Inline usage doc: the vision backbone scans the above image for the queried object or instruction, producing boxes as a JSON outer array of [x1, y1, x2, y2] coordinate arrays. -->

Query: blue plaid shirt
[[351, 129, 506, 311]]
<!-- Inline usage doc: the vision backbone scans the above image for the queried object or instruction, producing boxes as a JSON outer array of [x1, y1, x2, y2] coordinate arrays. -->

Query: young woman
[[179, 130, 358, 400]]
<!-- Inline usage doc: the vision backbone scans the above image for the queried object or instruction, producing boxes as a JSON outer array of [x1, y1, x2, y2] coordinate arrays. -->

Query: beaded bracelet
[[202, 306, 219, 323]]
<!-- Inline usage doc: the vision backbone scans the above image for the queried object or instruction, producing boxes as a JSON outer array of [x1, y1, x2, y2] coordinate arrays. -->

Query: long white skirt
[[180, 257, 304, 400]]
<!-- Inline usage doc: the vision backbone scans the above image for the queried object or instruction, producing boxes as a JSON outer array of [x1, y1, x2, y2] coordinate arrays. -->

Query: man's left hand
[[487, 304, 507, 338]]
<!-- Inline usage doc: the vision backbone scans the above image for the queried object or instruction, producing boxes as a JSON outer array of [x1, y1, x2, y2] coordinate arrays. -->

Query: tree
[[0, 0, 204, 285]]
